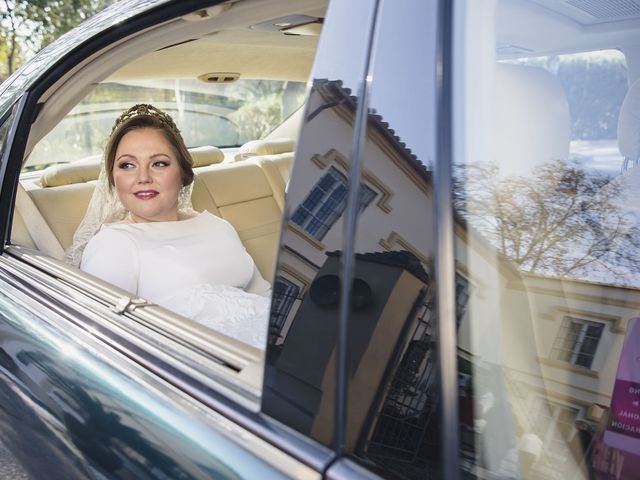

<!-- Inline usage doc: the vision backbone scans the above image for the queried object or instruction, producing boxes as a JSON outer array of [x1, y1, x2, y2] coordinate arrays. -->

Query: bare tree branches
[[454, 160, 640, 283]]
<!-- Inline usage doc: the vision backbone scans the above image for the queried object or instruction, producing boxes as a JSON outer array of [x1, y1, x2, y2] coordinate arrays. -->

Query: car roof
[[0, 0, 177, 114]]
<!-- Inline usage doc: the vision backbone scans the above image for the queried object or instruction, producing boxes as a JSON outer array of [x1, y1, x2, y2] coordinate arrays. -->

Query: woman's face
[[113, 128, 183, 223]]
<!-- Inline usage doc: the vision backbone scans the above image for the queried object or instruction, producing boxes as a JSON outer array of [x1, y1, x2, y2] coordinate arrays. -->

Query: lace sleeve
[[64, 167, 127, 267]]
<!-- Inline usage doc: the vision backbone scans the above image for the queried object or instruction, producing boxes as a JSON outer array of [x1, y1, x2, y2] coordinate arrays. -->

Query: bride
[[65, 104, 271, 349]]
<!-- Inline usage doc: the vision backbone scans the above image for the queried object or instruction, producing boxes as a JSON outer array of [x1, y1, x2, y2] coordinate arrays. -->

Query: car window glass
[[24, 79, 306, 172], [262, 0, 378, 451], [504, 50, 627, 177], [453, 1, 639, 478]]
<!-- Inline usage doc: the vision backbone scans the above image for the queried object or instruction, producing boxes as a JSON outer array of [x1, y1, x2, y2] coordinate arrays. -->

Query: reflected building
[[264, 79, 440, 478], [264, 79, 635, 479]]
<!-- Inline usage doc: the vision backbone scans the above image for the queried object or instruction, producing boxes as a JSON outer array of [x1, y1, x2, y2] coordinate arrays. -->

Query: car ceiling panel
[[497, 0, 640, 59], [108, 37, 318, 82]]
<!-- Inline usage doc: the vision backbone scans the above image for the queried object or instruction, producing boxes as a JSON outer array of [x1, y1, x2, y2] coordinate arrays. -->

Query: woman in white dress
[[65, 104, 271, 349]]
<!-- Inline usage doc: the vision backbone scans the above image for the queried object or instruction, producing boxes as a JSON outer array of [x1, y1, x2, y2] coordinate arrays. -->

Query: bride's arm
[[80, 228, 140, 295], [245, 264, 272, 297]]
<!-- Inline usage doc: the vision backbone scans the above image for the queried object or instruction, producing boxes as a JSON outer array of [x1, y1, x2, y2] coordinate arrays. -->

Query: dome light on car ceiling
[[250, 15, 323, 36], [197, 72, 240, 83]]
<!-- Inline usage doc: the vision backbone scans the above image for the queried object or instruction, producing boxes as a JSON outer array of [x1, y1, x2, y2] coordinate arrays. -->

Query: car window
[[2, 2, 341, 478], [24, 79, 306, 172], [9, 0, 322, 406], [453, 1, 639, 478]]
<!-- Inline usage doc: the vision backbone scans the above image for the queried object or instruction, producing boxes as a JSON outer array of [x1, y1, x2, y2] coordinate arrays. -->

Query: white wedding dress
[[80, 211, 271, 349]]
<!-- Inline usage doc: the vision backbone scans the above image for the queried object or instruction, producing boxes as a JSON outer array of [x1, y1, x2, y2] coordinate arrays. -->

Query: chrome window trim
[[0, 96, 28, 246], [334, 0, 381, 456], [433, 0, 460, 479]]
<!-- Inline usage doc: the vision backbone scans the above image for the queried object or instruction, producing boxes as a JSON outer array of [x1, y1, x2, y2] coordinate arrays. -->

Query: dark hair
[[104, 106, 194, 188]]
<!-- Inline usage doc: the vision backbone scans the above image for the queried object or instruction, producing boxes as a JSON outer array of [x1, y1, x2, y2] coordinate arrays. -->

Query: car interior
[[7, 0, 328, 400], [6, 0, 640, 404]]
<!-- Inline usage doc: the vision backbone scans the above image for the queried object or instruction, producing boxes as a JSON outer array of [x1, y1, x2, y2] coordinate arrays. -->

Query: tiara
[[112, 104, 181, 134]]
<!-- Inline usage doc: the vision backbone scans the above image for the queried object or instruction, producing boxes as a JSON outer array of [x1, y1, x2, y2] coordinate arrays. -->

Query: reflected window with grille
[[269, 277, 300, 343], [291, 166, 376, 240], [552, 317, 604, 369], [362, 292, 439, 478], [455, 272, 471, 330]]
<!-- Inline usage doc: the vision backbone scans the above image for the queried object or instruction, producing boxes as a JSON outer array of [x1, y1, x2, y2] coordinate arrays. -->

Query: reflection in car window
[[24, 79, 306, 172], [504, 50, 627, 177], [453, 2, 638, 478], [345, 0, 440, 477], [290, 166, 376, 240], [0, 101, 19, 161], [263, 0, 379, 452], [264, 1, 442, 478]]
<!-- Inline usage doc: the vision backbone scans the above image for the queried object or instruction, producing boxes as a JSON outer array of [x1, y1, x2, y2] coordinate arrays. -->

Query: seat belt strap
[[14, 183, 65, 260]]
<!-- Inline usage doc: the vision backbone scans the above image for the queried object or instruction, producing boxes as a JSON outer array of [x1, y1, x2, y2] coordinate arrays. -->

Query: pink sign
[[605, 318, 640, 454], [607, 380, 640, 439]]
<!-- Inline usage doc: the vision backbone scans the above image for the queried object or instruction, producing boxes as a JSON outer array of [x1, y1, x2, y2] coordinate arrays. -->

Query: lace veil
[[64, 104, 196, 267]]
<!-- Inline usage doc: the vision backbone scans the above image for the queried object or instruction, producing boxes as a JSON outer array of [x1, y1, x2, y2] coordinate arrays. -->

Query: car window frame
[[0, 0, 340, 475], [0, 95, 29, 248]]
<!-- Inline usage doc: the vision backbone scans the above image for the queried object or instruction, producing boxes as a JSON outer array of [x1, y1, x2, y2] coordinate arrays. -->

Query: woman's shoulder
[[196, 211, 236, 231], [91, 211, 237, 241], [82, 223, 140, 268], [88, 223, 139, 247]]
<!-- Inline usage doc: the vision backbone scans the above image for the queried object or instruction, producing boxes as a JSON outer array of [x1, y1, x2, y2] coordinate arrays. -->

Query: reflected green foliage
[[454, 160, 640, 283], [25, 79, 306, 170], [0, 0, 115, 80], [228, 80, 306, 141], [20, 0, 116, 46]]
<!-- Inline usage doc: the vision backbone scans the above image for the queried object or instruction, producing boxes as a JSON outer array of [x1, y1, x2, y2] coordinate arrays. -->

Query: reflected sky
[[311, 0, 438, 167], [569, 139, 623, 176]]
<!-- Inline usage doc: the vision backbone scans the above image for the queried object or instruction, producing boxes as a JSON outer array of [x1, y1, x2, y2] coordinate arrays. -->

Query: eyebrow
[[116, 153, 172, 162]]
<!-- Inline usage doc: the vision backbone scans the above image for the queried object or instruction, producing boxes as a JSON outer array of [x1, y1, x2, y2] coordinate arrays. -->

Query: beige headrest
[[39, 146, 224, 187], [40, 156, 101, 187], [618, 78, 640, 163], [493, 63, 570, 178], [235, 138, 295, 161], [190, 145, 225, 167]]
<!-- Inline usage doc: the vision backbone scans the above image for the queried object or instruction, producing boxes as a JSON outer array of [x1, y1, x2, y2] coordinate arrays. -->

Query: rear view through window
[[453, 2, 640, 479]]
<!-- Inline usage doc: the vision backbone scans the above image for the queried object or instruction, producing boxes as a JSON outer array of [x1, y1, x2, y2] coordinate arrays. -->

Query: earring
[[178, 184, 191, 210]]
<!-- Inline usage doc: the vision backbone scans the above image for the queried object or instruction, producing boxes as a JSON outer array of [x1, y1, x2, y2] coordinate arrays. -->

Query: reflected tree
[[227, 80, 305, 141], [0, 0, 115, 79], [454, 160, 640, 282]]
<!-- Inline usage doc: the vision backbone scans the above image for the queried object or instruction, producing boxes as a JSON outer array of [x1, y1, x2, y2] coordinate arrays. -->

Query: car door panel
[[0, 255, 322, 479]]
